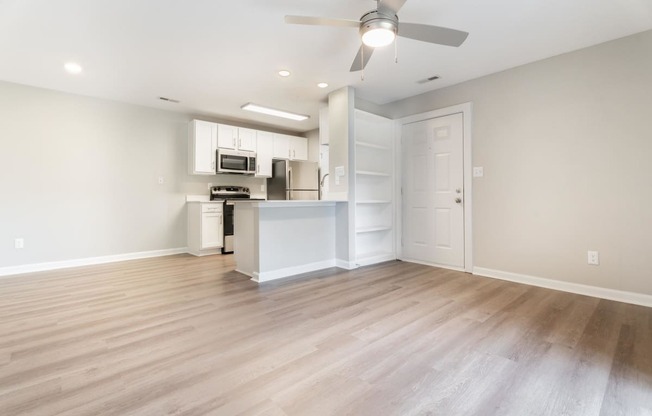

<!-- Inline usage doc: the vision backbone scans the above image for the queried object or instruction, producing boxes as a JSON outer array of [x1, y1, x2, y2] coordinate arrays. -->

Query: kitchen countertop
[[232, 200, 338, 207]]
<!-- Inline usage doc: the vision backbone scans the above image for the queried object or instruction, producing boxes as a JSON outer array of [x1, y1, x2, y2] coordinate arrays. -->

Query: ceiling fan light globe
[[362, 27, 396, 47]]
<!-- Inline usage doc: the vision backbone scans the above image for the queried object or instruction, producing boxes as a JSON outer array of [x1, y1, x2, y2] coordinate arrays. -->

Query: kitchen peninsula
[[233, 200, 340, 282]]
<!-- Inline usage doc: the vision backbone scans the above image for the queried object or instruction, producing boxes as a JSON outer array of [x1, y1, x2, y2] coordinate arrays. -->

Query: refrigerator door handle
[[287, 167, 293, 200]]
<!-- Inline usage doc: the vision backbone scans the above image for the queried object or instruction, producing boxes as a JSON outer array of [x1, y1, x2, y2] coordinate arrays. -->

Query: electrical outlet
[[157, 176, 165, 185], [473, 167, 484, 177], [260, 184, 265, 191], [207, 182, 213, 190], [587, 250, 599, 265], [15, 238, 24, 249]]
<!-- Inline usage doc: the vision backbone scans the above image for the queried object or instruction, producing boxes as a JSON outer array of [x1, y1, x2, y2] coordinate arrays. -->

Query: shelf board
[[356, 140, 390, 151], [356, 200, 391, 204], [356, 225, 392, 234], [356, 170, 390, 177]]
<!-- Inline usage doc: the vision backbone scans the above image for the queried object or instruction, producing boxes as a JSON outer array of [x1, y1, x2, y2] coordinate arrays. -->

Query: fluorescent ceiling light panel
[[241, 103, 309, 121], [278, 70, 291, 77], [317, 82, 329, 88]]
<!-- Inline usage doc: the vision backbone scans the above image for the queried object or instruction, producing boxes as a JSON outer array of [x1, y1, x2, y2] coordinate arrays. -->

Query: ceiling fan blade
[[377, 0, 408, 15], [350, 44, 375, 72], [285, 15, 360, 28], [398, 23, 469, 47]]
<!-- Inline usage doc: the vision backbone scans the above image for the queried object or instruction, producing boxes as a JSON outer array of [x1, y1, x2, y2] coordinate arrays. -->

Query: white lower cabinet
[[187, 202, 223, 256]]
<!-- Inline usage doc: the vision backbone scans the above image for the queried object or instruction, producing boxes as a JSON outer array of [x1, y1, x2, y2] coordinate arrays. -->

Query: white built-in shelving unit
[[353, 110, 395, 266]]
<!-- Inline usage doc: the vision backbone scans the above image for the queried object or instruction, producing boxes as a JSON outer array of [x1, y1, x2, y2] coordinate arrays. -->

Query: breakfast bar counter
[[233, 200, 339, 282]]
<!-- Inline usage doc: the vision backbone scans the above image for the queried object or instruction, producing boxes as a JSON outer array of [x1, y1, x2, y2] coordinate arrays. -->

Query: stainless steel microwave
[[216, 149, 256, 175]]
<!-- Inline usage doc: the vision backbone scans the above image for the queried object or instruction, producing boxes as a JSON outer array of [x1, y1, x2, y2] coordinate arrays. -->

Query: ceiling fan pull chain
[[395, 37, 398, 63]]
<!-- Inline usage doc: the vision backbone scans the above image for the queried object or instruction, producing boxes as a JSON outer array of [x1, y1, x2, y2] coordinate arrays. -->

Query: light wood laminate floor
[[1, 255, 651, 415]]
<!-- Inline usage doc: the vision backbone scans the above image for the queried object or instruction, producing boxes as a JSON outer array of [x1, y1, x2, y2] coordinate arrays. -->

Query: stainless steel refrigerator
[[267, 159, 320, 200]]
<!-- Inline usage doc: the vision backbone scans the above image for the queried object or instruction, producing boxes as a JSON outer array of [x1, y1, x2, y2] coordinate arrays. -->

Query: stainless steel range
[[210, 186, 252, 254]]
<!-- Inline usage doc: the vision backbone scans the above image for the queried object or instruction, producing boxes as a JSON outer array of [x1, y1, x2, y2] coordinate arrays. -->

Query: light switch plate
[[335, 166, 345, 177], [473, 167, 484, 177]]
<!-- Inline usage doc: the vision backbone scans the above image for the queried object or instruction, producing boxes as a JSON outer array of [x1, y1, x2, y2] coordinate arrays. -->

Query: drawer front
[[202, 204, 223, 213]]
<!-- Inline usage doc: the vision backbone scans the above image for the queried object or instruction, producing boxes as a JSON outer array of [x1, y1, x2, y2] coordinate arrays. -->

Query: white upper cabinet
[[217, 124, 256, 152], [238, 128, 257, 152], [255, 131, 274, 178], [217, 124, 238, 150], [272, 134, 308, 161], [189, 120, 217, 175], [290, 136, 308, 161], [272, 134, 290, 159]]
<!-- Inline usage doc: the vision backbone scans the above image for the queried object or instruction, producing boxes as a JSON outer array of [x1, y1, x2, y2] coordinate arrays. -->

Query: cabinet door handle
[[288, 149, 291, 159], [220, 215, 222, 225], [257, 164, 260, 173], [293, 150, 296, 158]]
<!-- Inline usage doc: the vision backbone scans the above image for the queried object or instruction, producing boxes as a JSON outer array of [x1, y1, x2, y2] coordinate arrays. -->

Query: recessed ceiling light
[[241, 103, 309, 121], [278, 70, 291, 77], [64, 62, 83, 74], [317, 82, 329, 89]]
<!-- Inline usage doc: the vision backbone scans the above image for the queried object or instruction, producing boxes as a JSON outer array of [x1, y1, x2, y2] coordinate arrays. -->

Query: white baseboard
[[336, 259, 358, 270], [0, 248, 189, 278], [473, 267, 652, 308], [400, 257, 465, 272], [252, 259, 337, 283]]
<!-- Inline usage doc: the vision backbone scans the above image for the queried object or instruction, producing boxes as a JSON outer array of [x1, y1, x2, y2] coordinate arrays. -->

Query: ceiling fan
[[285, 0, 469, 72]]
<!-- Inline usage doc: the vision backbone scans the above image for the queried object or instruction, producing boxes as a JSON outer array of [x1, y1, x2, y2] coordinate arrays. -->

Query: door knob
[[455, 198, 462, 204]]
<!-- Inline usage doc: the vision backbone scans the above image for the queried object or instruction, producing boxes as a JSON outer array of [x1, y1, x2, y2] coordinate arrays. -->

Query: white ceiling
[[1, 0, 651, 132]]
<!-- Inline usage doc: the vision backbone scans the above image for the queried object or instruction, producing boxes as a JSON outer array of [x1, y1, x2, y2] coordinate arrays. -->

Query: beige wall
[[0, 81, 294, 268], [381, 30, 652, 295]]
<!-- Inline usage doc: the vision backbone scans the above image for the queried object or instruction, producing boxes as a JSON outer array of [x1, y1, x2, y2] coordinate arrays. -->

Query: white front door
[[402, 113, 465, 268]]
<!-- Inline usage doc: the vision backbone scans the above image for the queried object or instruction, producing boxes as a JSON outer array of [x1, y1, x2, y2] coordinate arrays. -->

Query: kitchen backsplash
[[184, 174, 267, 199]]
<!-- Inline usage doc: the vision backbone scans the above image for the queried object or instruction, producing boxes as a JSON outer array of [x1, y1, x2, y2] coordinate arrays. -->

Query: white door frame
[[395, 102, 473, 272]]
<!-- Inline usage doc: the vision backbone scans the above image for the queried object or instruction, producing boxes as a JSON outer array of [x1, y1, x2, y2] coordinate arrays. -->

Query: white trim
[[0, 248, 189, 278], [396, 102, 474, 272], [473, 267, 652, 308], [251, 259, 337, 283], [336, 259, 358, 270], [401, 258, 466, 272]]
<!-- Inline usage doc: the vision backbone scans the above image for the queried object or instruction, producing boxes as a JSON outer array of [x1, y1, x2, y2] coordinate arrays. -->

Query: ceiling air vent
[[417, 75, 440, 84], [159, 96, 180, 103]]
